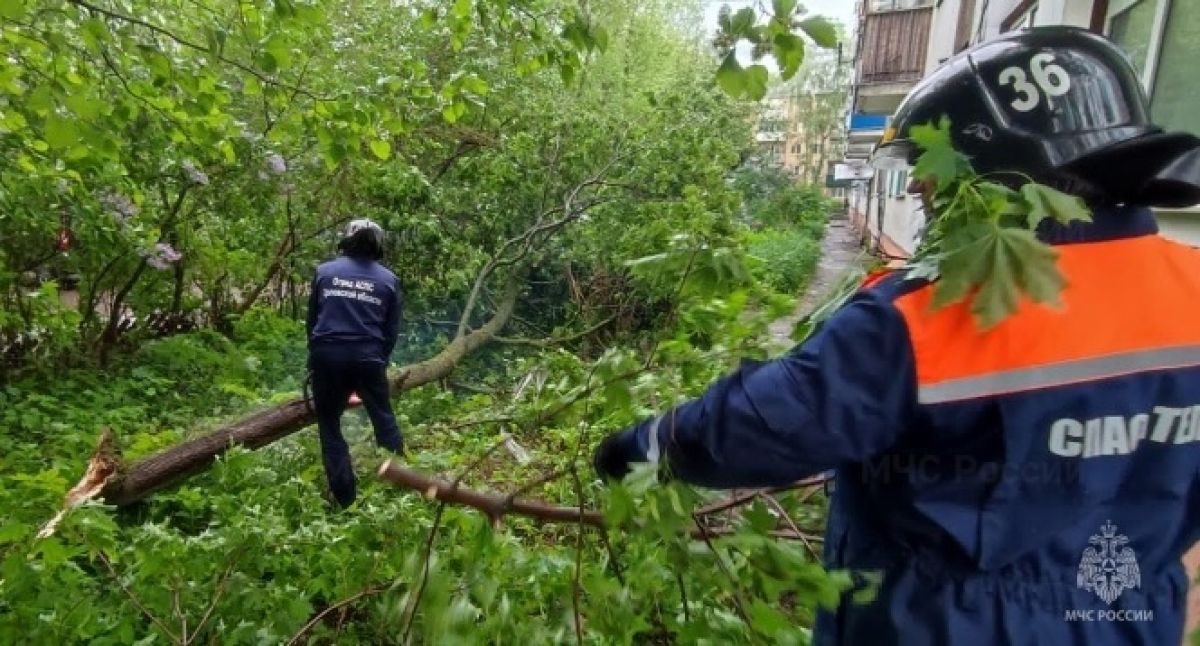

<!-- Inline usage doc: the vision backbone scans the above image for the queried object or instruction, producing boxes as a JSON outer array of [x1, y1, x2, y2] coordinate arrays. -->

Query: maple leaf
[[932, 223, 1066, 328], [1021, 182, 1092, 229], [910, 117, 971, 192]]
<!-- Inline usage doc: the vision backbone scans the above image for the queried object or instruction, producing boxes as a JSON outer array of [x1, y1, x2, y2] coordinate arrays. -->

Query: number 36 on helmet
[[873, 25, 1200, 208]]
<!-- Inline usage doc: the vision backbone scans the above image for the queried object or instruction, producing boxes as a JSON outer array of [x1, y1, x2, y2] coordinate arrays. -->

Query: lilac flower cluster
[[181, 160, 209, 185], [99, 191, 139, 222], [143, 242, 183, 270], [266, 153, 287, 175]]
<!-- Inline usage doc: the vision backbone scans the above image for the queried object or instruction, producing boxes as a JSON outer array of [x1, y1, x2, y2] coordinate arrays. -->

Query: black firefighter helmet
[[872, 26, 1200, 207], [338, 218, 386, 260]]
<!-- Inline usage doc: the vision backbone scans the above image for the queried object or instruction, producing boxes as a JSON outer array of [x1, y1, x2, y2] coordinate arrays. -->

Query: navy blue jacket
[[625, 207, 1200, 644], [306, 256, 402, 362]]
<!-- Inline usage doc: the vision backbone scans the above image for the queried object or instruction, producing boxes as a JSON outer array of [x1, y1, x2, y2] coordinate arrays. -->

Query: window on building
[[883, 169, 908, 198], [1009, 4, 1039, 31], [766, 144, 783, 166], [1148, 0, 1200, 134], [1108, 0, 1161, 82], [869, 0, 932, 12], [1107, 0, 1200, 134], [759, 119, 785, 133], [954, 0, 978, 52]]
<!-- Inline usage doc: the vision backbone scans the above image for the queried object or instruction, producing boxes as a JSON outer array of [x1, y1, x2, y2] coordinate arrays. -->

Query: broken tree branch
[[694, 477, 828, 517], [761, 493, 820, 560], [286, 585, 388, 646], [455, 150, 625, 340], [378, 460, 605, 528], [39, 429, 122, 538], [377, 461, 825, 544], [97, 551, 182, 645]]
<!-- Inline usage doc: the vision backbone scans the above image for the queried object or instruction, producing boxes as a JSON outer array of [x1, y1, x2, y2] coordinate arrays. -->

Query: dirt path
[[767, 213, 866, 348]]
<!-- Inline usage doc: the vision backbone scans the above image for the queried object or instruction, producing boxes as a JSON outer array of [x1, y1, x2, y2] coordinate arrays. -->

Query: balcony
[[846, 113, 886, 159], [856, 5, 933, 112], [845, 141, 877, 160], [848, 113, 888, 131], [860, 6, 932, 84]]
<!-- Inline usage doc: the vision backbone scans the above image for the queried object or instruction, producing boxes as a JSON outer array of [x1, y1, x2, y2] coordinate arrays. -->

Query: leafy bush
[[745, 228, 823, 294], [0, 281, 82, 380], [732, 167, 835, 235], [766, 184, 833, 238]]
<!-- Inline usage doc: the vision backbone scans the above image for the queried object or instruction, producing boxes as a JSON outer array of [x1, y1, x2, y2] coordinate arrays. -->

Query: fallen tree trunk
[[100, 279, 522, 506]]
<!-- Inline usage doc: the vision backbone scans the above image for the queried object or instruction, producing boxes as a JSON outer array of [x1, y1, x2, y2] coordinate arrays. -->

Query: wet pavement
[[767, 213, 867, 349]]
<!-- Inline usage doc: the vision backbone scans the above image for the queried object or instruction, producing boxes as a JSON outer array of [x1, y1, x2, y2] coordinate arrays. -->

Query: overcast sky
[[700, 0, 857, 67]]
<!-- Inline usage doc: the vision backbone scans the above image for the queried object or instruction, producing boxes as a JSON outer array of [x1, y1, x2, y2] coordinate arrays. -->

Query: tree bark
[[376, 460, 825, 542], [377, 460, 605, 527], [100, 277, 523, 506]]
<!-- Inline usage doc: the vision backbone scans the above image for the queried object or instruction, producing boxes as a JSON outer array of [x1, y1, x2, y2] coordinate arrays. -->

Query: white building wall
[[880, 193, 925, 254], [1062, 0, 1096, 26], [974, 0, 1018, 40], [1156, 211, 1200, 248], [1031, 0, 1095, 28], [968, 0, 1093, 40], [861, 168, 926, 256], [925, 0, 962, 72], [1034, 1, 1067, 25], [847, 182, 871, 239]]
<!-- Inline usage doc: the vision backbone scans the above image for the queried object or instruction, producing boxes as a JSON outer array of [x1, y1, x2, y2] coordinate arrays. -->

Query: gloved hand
[[593, 424, 650, 482]]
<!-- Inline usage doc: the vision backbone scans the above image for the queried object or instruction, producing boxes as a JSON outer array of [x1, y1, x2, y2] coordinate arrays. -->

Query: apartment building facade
[[847, 0, 1200, 254], [845, 0, 936, 257], [754, 49, 851, 187]]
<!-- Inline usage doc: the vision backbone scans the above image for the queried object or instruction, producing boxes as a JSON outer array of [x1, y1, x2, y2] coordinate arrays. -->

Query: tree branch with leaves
[[903, 117, 1090, 327]]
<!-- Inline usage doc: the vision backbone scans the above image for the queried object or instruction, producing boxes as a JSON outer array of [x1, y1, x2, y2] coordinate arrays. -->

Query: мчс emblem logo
[[1077, 521, 1141, 605]]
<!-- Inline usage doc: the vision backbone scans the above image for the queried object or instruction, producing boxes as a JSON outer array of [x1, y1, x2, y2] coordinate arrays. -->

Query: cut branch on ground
[[377, 460, 825, 543], [378, 459, 605, 528]]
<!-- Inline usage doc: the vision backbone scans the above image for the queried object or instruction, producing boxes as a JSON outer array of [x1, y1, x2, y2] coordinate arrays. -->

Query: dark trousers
[[309, 347, 403, 507]]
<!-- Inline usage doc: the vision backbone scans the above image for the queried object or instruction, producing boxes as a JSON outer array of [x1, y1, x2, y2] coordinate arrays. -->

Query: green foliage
[[745, 228, 822, 295], [906, 118, 1091, 328], [599, 470, 850, 643], [0, 0, 625, 371], [0, 0, 854, 642], [733, 167, 832, 233], [712, 3, 842, 99], [910, 118, 972, 192], [0, 274, 838, 643]]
